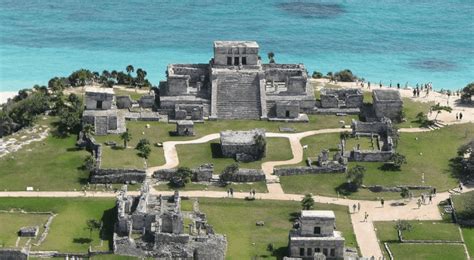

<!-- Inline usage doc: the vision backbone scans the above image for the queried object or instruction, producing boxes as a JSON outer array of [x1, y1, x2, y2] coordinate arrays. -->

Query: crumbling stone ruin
[[158, 41, 314, 120], [176, 120, 195, 136], [320, 88, 363, 109], [220, 129, 266, 162], [18, 226, 39, 237], [220, 167, 266, 182], [82, 87, 120, 135], [372, 89, 403, 121], [288, 210, 345, 260], [114, 184, 227, 259], [346, 118, 395, 162]]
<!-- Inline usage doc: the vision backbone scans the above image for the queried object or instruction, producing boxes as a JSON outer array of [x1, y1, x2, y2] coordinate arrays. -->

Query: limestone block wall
[[263, 64, 305, 82], [116, 96, 133, 109], [300, 218, 335, 236], [374, 101, 403, 121], [166, 76, 189, 96], [287, 76, 307, 94], [220, 168, 265, 182], [138, 95, 155, 109], [273, 165, 347, 176], [350, 149, 393, 162], [0, 249, 29, 260], [85, 92, 113, 110], [90, 168, 146, 183], [153, 164, 213, 182], [321, 95, 339, 108], [276, 101, 300, 118], [345, 95, 363, 108]]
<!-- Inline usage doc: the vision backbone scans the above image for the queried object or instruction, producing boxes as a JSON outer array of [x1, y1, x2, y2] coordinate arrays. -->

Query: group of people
[[455, 112, 464, 121]]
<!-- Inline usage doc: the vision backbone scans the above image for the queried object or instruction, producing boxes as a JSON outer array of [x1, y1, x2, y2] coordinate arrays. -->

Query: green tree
[[85, 219, 101, 242], [267, 52, 275, 63], [431, 104, 452, 121], [400, 187, 410, 200], [170, 167, 193, 188], [301, 194, 315, 210], [390, 153, 407, 169], [460, 82, 474, 104], [136, 138, 151, 159], [220, 163, 240, 182], [68, 69, 94, 87], [120, 129, 132, 148], [395, 220, 412, 232], [312, 71, 323, 79], [126, 65, 134, 88], [82, 124, 94, 137], [347, 165, 365, 191]]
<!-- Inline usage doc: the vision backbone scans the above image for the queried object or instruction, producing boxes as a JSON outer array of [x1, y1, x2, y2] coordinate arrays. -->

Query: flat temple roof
[[301, 210, 335, 219], [214, 41, 259, 48], [220, 129, 264, 145], [373, 89, 401, 101]]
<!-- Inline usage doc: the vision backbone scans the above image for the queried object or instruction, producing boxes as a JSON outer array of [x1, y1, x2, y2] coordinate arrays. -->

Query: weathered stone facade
[[220, 129, 266, 162], [82, 87, 122, 135], [372, 89, 403, 121], [90, 168, 146, 184], [288, 210, 345, 260], [320, 88, 363, 109], [176, 120, 195, 136], [18, 226, 39, 237], [85, 87, 114, 110], [0, 248, 29, 260], [116, 95, 133, 109], [276, 100, 300, 119], [158, 41, 314, 120], [114, 184, 227, 259], [220, 168, 266, 182]]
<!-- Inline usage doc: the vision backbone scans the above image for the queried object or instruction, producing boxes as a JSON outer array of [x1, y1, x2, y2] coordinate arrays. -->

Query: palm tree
[[267, 52, 275, 63], [126, 65, 134, 88], [120, 129, 132, 148]]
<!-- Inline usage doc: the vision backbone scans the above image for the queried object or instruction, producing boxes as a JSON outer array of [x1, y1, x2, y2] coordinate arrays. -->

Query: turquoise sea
[[0, 0, 473, 91]]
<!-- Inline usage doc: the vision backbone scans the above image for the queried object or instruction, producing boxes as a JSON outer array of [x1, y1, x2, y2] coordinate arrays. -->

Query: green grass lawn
[[181, 198, 358, 260], [113, 88, 145, 101], [0, 212, 50, 248], [397, 98, 435, 128], [345, 136, 376, 151], [155, 181, 268, 193], [176, 137, 293, 173], [375, 221, 468, 260], [451, 191, 474, 222], [100, 145, 165, 169], [280, 123, 473, 198], [387, 243, 467, 260], [0, 198, 115, 253], [0, 130, 90, 191], [462, 227, 474, 257]]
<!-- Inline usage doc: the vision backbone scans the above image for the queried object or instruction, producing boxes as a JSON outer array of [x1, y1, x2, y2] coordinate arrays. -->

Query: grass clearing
[[462, 227, 474, 257], [176, 137, 293, 173], [0, 212, 50, 248], [280, 123, 473, 198], [181, 198, 357, 259], [387, 243, 466, 260], [0, 198, 115, 253]]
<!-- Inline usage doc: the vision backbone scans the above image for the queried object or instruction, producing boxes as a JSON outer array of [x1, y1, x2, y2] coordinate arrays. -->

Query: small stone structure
[[153, 164, 214, 182], [0, 248, 29, 260], [220, 129, 266, 162], [372, 89, 403, 121], [18, 226, 39, 237], [115, 95, 133, 109], [114, 184, 227, 259], [90, 168, 146, 184], [158, 41, 314, 120], [276, 101, 300, 118], [82, 87, 121, 135], [288, 210, 345, 260], [138, 94, 156, 109], [347, 118, 395, 162], [320, 88, 363, 109], [176, 120, 195, 136]]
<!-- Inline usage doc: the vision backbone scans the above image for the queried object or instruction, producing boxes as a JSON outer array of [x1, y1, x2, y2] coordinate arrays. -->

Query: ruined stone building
[[114, 184, 227, 259], [159, 41, 314, 120], [320, 88, 363, 109], [82, 87, 119, 135], [220, 129, 266, 162], [372, 89, 403, 121], [288, 210, 345, 260]]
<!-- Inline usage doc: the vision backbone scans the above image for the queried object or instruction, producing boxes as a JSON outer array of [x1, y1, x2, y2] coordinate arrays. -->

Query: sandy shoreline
[[0, 91, 18, 105]]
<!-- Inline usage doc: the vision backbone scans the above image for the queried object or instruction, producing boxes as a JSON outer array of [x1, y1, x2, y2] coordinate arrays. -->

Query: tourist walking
[[456, 113, 459, 120], [413, 89, 417, 97], [460, 112, 463, 121], [459, 182, 463, 192], [429, 194, 432, 204], [252, 189, 256, 197], [230, 188, 234, 197], [380, 198, 384, 207], [353, 204, 357, 213], [358, 202, 361, 212], [364, 212, 369, 222], [417, 199, 422, 208]]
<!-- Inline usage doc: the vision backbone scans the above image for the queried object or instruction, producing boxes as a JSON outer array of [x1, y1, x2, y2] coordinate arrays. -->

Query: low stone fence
[[90, 168, 146, 184], [153, 164, 213, 182], [0, 248, 29, 260], [383, 243, 394, 260], [350, 149, 393, 162], [364, 185, 432, 193], [220, 169, 265, 182], [273, 165, 347, 176]]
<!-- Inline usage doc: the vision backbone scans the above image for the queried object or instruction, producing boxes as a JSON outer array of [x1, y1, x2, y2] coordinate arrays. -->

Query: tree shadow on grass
[[449, 157, 465, 181], [210, 143, 224, 158], [273, 246, 289, 260], [111, 146, 125, 150], [378, 163, 401, 172], [66, 147, 83, 152], [289, 212, 300, 222], [73, 238, 92, 244]]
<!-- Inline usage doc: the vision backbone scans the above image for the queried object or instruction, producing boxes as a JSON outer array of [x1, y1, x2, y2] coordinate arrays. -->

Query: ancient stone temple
[[114, 184, 227, 259], [159, 41, 314, 120], [372, 89, 403, 121], [82, 87, 120, 135], [288, 210, 345, 260], [220, 129, 266, 162]]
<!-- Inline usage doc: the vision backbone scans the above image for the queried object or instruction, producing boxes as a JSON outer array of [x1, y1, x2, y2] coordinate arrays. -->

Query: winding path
[[1, 124, 473, 258]]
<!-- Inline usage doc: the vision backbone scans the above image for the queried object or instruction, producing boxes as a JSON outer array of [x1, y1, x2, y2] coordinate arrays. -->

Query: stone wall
[[274, 165, 347, 176], [153, 164, 214, 182], [365, 185, 432, 193], [0, 249, 29, 260], [116, 96, 133, 109], [320, 88, 363, 109], [138, 95, 155, 109], [350, 149, 394, 162], [373, 89, 403, 121], [220, 168, 265, 182], [90, 168, 146, 184]]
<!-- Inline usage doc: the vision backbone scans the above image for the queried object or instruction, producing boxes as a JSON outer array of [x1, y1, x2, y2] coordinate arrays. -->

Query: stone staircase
[[215, 72, 262, 119], [94, 116, 108, 135], [427, 121, 445, 130]]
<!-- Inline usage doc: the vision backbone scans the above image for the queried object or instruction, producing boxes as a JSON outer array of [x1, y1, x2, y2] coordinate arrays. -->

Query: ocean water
[[0, 0, 473, 91]]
